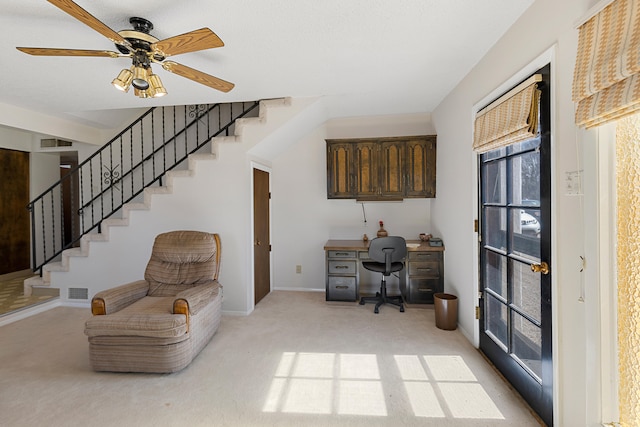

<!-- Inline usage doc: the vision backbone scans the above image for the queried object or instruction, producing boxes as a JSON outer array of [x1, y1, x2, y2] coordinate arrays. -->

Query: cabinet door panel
[[380, 141, 404, 198], [354, 141, 378, 197], [327, 142, 353, 198], [405, 137, 436, 198]]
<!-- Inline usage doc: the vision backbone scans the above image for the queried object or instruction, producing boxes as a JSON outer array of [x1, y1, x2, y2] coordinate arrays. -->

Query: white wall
[[431, 0, 601, 425], [53, 149, 254, 314], [271, 112, 435, 294]]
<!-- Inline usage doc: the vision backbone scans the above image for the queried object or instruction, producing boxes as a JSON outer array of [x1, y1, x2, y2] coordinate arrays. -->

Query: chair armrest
[[172, 281, 221, 316], [91, 280, 150, 315]]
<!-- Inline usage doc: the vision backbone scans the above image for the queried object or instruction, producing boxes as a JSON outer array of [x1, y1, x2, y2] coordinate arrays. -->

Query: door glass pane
[[511, 260, 541, 322], [484, 250, 507, 299], [485, 294, 508, 349], [482, 160, 506, 204], [509, 151, 540, 206], [507, 137, 540, 155], [484, 207, 507, 251], [483, 147, 506, 161], [511, 311, 542, 382], [510, 208, 540, 260]]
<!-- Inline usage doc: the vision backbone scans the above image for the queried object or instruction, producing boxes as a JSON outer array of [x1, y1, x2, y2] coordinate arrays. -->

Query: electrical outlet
[[296, 265, 302, 274]]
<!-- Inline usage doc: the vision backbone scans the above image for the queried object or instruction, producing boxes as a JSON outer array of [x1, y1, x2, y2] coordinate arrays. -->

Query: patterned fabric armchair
[[84, 230, 223, 373]]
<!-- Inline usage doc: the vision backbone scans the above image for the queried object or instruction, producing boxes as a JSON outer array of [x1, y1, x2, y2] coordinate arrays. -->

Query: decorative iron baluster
[[103, 164, 121, 191]]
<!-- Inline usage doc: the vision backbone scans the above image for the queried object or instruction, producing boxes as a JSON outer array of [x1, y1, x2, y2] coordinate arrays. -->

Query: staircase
[[24, 98, 296, 297]]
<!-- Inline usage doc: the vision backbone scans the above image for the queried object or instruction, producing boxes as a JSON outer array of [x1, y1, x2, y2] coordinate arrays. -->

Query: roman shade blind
[[473, 74, 542, 153], [573, 0, 640, 128]]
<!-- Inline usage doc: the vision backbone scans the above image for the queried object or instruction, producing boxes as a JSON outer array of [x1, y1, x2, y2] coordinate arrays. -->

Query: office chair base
[[359, 281, 404, 314]]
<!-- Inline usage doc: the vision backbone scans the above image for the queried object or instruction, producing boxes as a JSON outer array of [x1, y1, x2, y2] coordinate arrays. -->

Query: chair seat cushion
[[85, 296, 188, 339], [362, 261, 404, 274]]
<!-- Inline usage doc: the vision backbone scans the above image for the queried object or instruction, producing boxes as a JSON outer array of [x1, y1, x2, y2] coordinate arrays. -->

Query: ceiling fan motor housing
[[115, 17, 162, 58]]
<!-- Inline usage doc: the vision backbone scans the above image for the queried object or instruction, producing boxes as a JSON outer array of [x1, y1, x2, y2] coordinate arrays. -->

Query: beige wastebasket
[[434, 293, 458, 330]]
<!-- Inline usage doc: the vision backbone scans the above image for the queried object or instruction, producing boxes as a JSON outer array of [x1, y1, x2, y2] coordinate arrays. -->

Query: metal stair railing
[[28, 101, 260, 273]]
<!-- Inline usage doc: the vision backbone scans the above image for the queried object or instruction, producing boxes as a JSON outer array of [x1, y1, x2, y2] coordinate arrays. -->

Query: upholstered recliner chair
[[84, 230, 223, 373]]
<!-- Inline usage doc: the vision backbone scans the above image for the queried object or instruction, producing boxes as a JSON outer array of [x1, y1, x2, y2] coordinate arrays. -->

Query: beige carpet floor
[[0, 291, 543, 427]]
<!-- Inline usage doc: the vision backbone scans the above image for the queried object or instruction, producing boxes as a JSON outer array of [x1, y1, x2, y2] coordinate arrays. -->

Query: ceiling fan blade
[[17, 47, 121, 58], [152, 28, 224, 58], [47, 0, 132, 51], [162, 61, 234, 93]]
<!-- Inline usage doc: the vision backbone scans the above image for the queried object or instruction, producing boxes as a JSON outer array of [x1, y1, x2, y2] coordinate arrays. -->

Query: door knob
[[530, 261, 549, 275]]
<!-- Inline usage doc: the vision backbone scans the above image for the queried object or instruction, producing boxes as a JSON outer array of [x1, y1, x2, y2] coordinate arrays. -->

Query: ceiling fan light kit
[[111, 68, 133, 92], [18, 0, 234, 99]]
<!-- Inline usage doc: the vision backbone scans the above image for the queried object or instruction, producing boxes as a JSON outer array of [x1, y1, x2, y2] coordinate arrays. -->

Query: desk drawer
[[327, 276, 357, 301], [328, 260, 357, 275], [409, 251, 441, 262], [328, 250, 356, 258], [408, 261, 440, 277], [407, 278, 438, 304]]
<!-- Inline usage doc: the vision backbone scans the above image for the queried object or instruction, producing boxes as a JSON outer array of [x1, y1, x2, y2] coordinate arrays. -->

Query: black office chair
[[359, 236, 407, 313]]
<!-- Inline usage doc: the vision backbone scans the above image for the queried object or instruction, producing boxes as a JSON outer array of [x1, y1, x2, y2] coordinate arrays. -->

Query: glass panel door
[[479, 65, 552, 426]]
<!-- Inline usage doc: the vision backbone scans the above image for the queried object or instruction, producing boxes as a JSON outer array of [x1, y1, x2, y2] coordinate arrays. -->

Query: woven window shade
[[473, 75, 542, 153], [573, 0, 640, 128]]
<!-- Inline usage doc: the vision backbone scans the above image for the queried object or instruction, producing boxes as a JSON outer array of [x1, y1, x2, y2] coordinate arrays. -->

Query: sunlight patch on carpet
[[263, 352, 504, 420]]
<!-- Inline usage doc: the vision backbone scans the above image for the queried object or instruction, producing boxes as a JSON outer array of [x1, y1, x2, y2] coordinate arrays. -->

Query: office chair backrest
[[368, 236, 407, 275]]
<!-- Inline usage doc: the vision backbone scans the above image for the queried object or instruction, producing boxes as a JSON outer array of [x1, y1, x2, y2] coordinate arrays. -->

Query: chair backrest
[[367, 236, 407, 274], [145, 230, 221, 296]]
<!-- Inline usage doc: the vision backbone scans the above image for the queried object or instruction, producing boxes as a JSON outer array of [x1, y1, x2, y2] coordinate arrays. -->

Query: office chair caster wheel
[[374, 307, 379, 314], [400, 306, 405, 312], [359, 299, 365, 305]]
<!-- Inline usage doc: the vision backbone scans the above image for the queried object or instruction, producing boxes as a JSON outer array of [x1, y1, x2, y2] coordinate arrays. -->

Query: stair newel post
[[27, 202, 36, 271], [58, 181, 65, 250]]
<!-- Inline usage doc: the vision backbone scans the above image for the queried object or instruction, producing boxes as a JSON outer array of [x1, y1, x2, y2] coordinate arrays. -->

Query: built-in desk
[[324, 239, 444, 304]]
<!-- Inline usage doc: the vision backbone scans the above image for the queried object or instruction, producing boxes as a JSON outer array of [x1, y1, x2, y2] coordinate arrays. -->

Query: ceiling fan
[[17, 0, 234, 98]]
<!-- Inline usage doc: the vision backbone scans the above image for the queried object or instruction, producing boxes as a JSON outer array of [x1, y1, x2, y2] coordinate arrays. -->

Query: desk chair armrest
[[91, 280, 150, 315]]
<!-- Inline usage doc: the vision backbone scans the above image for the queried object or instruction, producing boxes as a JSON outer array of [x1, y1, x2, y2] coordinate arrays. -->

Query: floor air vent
[[68, 288, 89, 300]]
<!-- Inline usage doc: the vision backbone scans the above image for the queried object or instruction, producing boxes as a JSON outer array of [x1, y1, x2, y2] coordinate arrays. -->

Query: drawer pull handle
[[418, 288, 433, 292], [335, 285, 349, 289], [335, 252, 350, 256], [418, 268, 433, 271], [334, 265, 350, 269]]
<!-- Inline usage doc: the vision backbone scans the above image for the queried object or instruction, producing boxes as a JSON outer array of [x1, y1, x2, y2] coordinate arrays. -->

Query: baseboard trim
[[272, 287, 325, 293], [0, 298, 61, 327]]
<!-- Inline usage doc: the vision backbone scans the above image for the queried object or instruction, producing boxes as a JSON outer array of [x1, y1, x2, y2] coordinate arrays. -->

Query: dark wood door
[[0, 149, 30, 274], [479, 66, 553, 426], [253, 168, 270, 304]]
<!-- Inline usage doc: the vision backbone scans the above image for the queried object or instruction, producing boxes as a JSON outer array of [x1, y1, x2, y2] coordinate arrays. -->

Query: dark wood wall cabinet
[[326, 135, 436, 200]]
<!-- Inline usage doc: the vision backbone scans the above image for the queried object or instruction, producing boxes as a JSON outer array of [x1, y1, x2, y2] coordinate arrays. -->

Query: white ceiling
[[0, 0, 533, 130]]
